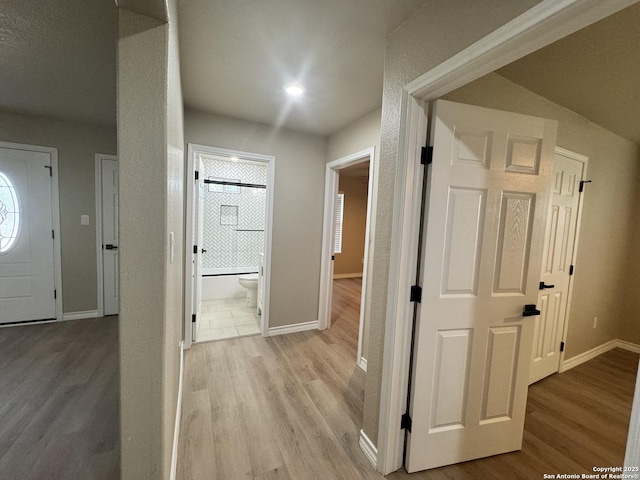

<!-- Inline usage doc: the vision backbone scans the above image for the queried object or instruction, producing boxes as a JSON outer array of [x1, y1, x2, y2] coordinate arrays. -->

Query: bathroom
[[195, 150, 270, 342]]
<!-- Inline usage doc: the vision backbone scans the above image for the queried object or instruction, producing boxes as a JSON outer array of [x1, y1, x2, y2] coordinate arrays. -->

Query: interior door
[[101, 158, 119, 316], [529, 150, 585, 384], [405, 100, 557, 472], [0, 147, 56, 323], [193, 156, 205, 341]]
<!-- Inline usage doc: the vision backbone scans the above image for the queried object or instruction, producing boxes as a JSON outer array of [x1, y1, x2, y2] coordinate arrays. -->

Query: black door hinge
[[401, 413, 413, 432], [54, 289, 57, 299], [560, 341, 565, 352], [410, 285, 422, 303], [193, 245, 198, 254], [331, 255, 335, 261], [192, 314, 196, 323], [579, 180, 592, 193], [195, 170, 199, 181], [569, 265, 574, 276], [421, 146, 433, 165], [52, 230, 55, 239]]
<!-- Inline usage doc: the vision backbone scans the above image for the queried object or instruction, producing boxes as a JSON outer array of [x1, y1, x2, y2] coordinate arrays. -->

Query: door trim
[[0, 141, 63, 322], [554, 147, 588, 372], [319, 146, 376, 372], [184, 143, 275, 348], [95, 153, 118, 317], [377, 0, 637, 474]]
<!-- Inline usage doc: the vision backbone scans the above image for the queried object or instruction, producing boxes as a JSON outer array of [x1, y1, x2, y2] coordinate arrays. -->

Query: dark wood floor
[[0, 317, 119, 480]]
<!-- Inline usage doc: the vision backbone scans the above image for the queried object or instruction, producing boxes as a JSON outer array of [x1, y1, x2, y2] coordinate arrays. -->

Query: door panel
[[529, 151, 584, 384], [0, 147, 56, 323], [102, 158, 119, 315], [193, 156, 204, 341], [405, 100, 557, 472]]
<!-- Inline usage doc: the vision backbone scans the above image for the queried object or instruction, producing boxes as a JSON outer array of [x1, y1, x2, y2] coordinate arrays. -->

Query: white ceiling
[[177, 0, 426, 136], [497, 1, 640, 145], [4, 0, 640, 145], [0, 0, 117, 127]]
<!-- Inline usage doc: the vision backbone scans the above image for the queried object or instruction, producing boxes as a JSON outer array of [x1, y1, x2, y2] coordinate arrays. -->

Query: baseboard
[[170, 341, 185, 480], [333, 273, 363, 279], [358, 357, 368, 372], [617, 340, 640, 354], [62, 310, 100, 321], [267, 320, 318, 337], [561, 339, 619, 372], [359, 429, 378, 468]]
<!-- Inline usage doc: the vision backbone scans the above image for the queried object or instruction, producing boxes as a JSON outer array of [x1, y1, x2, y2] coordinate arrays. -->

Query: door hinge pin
[[193, 245, 198, 254], [195, 170, 199, 181], [410, 285, 422, 303], [192, 314, 196, 323], [54, 289, 57, 299], [569, 265, 574, 276], [401, 413, 413, 432], [52, 230, 55, 239], [420, 146, 433, 165], [560, 341, 565, 352]]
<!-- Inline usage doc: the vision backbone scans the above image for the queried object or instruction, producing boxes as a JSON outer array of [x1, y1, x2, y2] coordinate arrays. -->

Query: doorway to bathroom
[[319, 147, 376, 371], [185, 144, 275, 347]]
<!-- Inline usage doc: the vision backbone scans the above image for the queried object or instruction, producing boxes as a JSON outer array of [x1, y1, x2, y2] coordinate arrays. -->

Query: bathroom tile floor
[[196, 298, 260, 342]]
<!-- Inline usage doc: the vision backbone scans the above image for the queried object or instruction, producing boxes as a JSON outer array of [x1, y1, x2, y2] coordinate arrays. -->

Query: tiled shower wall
[[202, 155, 267, 272]]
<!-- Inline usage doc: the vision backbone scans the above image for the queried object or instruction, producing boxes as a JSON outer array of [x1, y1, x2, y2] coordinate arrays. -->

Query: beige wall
[[184, 109, 327, 328], [0, 111, 116, 313], [365, 0, 543, 447], [443, 72, 640, 358], [335, 175, 368, 276], [118, 0, 184, 477]]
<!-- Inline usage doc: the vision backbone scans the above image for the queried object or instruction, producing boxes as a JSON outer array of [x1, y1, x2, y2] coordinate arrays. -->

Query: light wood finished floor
[[0, 317, 119, 480], [178, 278, 639, 479]]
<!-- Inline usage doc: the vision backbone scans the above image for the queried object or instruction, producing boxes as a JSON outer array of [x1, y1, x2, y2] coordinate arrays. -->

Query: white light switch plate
[[81, 215, 90, 225]]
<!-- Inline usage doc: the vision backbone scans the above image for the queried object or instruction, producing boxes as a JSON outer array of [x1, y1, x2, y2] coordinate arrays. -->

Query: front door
[[0, 146, 57, 323], [101, 157, 119, 316], [405, 100, 557, 472], [529, 149, 586, 384]]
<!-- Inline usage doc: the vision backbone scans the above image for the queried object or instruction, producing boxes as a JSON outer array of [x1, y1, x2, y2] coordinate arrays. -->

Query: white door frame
[[319, 146, 376, 371], [554, 147, 588, 373], [184, 143, 276, 348], [95, 153, 118, 317], [376, 0, 638, 474], [0, 141, 63, 323]]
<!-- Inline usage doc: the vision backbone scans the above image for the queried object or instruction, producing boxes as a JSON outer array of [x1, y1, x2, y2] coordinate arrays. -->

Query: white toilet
[[238, 273, 259, 307]]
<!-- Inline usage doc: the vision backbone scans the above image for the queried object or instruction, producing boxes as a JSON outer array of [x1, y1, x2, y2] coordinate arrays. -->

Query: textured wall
[[335, 175, 368, 275], [0, 111, 116, 313], [364, 0, 543, 449], [184, 109, 327, 328], [118, 3, 184, 478], [444, 72, 640, 360]]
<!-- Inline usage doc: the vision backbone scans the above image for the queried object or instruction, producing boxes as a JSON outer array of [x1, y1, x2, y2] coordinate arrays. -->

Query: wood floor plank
[[0, 317, 119, 480], [177, 279, 639, 480]]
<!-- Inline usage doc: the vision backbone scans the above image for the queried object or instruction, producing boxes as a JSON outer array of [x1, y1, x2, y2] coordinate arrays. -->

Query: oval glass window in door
[[0, 172, 20, 253]]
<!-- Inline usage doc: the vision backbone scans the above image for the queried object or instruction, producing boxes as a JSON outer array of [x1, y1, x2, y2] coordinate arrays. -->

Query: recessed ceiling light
[[284, 83, 306, 96]]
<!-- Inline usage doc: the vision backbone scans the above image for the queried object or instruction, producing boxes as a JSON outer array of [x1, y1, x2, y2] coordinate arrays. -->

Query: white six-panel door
[[529, 149, 586, 384], [0, 147, 57, 323], [405, 100, 557, 472]]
